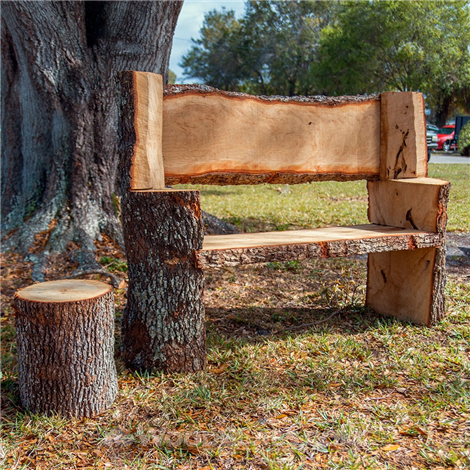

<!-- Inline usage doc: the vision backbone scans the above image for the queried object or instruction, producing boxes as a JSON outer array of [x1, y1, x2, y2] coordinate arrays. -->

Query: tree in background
[[2, 1, 183, 278], [181, 0, 339, 95], [181, 0, 469, 124], [318, 1, 470, 126], [168, 69, 178, 84], [180, 8, 243, 91]]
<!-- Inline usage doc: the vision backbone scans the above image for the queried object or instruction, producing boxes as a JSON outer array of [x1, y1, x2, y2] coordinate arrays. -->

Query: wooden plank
[[118, 71, 164, 190], [380, 92, 427, 180], [196, 224, 441, 268], [367, 247, 445, 326], [162, 85, 381, 185], [368, 178, 451, 233]]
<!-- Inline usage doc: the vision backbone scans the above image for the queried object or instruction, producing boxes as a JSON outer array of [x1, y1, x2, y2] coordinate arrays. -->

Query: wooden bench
[[117, 71, 450, 373]]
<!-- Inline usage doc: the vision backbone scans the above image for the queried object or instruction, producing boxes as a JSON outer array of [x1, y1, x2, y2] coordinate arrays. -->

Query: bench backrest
[[118, 71, 428, 190]]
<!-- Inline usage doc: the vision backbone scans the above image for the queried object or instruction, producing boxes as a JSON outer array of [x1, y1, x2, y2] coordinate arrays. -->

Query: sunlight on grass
[[428, 164, 470, 232], [178, 163, 469, 233], [178, 180, 369, 232], [2, 164, 468, 469]]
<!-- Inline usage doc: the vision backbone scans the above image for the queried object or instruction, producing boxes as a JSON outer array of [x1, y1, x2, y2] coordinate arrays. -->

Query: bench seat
[[197, 224, 441, 268]]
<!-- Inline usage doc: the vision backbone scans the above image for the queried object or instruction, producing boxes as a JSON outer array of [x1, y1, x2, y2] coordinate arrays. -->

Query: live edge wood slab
[[196, 225, 441, 269], [162, 85, 381, 186], [117, 70, 451, 373]]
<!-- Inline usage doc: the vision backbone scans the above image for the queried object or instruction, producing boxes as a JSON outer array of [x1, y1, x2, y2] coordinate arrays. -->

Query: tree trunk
[[1, 1, 183, 277], [121, 190, 206, 373], [434, 92, 453, 127], [14, 280, 117, 417]]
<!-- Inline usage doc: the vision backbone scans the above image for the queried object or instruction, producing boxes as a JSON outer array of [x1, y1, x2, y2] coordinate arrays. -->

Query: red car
[[437, 125, 457, 152]]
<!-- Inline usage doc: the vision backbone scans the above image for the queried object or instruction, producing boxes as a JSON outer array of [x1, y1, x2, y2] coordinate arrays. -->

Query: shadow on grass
[[205, 304, 404, 341]]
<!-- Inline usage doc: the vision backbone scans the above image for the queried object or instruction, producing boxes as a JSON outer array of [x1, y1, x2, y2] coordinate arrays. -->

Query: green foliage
[[181, 1, 339, 95], [100, 256, 127, 273], [180, 8, 243, 91], [319, 2, 465, 92], [168, 69, 177, 85], [181, 0, 470, 123], [318, 1, 470, 125], [457, 122, 470, 156]]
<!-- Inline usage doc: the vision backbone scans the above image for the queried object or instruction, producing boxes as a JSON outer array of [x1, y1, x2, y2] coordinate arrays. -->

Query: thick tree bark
[[1, 1, 183, 278], [121, 190, 206, 373], [14, 280, 117, 417]]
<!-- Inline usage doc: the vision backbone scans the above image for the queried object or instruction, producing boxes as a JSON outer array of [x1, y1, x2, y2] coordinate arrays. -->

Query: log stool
[[14, 280, 118, 417]]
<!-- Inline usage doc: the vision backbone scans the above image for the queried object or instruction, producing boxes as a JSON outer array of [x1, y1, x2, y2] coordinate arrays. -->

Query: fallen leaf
[[185, 445, 202, 455], [274, 414, 288, 419], [382, 444, 400, 452], [415, 426, 428, 436], [212, 364, 228, 374]]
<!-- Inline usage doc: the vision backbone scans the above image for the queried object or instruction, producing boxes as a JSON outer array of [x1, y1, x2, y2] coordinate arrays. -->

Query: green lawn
[[178, 163, 470, 233], [428, 164, 470, 232], [1, 164, 469, 469]]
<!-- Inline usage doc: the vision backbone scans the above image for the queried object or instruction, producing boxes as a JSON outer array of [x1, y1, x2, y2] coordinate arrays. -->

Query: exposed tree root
[[4, 204, 235, 286], [202, 210, 239, 235]]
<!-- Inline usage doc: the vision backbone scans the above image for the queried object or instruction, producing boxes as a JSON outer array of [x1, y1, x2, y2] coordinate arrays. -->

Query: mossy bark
[[121, 190, 206, 373]]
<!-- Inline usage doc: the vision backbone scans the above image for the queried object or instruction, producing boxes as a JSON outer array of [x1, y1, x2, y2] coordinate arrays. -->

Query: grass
[[428, 164, 470, 232], [1, 164, 469, 469], [178, 163, 469, 233]]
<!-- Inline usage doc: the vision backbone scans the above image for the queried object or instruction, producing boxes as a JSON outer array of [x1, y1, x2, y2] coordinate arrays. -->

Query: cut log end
[[16, 279, 112, 303]]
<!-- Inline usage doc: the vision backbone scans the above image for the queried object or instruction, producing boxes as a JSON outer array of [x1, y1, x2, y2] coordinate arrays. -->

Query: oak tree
[[1, 1, 183, 278]]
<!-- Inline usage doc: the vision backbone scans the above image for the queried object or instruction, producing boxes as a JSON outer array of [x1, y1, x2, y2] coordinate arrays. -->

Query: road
[[429, 153, 470, 164]]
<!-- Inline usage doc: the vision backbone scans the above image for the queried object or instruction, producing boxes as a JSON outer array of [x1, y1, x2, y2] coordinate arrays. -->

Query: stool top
[[16, 279, 112, 303]]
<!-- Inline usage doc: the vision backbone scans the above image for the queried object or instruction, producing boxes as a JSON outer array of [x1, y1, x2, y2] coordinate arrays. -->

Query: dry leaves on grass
[[2, 232, 470, 469]]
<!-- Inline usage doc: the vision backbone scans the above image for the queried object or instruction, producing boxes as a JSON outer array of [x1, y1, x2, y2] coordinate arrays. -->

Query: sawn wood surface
[[196, 224, 441, 269]]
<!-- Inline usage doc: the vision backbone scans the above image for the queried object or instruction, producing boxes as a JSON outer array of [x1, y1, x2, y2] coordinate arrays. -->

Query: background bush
[[457, 122, 470, 156]]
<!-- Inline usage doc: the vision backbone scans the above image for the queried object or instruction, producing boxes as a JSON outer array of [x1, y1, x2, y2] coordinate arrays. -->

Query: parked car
[[437, 125, 456, 152], [426, 124, 438, 160]]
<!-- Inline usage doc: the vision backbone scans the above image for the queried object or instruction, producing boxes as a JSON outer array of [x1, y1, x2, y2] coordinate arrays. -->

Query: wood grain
[[162, 87, 381, 184], [196, 225, 441, 269], [380, 92, 427, 180], [366, 177, 449, 325], [368, 178, 450, 233], [367, 247, 444, 326], [118, 71, 164, 190], [17, 279, 112, 302]]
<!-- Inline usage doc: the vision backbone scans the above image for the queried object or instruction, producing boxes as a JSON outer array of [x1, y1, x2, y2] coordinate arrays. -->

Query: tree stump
[[14, 280, 118, 417], [121, 189, 206, 373]]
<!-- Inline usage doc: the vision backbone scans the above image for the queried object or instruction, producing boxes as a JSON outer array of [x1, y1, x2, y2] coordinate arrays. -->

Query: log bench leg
[[366, 246, 446, 326], [121, 189, 206, 373]]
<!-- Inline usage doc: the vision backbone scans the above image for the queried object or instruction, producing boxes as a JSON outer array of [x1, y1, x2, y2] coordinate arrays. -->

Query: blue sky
[[169, 0, 246, 82]]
